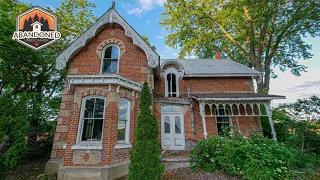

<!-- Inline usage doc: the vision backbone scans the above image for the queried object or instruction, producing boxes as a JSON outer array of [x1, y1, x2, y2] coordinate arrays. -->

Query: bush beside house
[[191, 134, 320, 180]]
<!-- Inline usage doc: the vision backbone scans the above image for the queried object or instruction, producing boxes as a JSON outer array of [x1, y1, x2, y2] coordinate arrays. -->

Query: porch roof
[[191, 93, 285, 101]]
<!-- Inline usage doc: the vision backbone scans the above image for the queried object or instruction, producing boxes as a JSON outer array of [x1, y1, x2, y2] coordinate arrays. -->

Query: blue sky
[[21, 0, 320, 106]]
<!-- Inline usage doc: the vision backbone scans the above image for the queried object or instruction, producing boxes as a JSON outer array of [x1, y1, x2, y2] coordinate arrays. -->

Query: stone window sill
[[115, 142, 132, 149], [71, 142, 103, 150]]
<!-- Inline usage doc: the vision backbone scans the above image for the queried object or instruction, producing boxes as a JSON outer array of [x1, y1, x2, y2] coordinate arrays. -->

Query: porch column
[[199, 102, 207, 139], [265, 102, 277, 141]]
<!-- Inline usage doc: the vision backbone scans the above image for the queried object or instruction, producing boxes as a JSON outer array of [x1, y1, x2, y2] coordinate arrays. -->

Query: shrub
[[128, 82, 164, 180], [191, 134, 320, 180], [0, 94, 29, 177]]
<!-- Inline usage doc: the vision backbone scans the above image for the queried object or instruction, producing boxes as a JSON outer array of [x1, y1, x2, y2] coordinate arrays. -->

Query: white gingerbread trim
[[55, 8, 159, 70]]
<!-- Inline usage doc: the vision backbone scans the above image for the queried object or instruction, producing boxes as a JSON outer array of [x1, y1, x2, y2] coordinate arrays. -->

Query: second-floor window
[[102, 45, 119, 73], [165, 68, 179, 97]]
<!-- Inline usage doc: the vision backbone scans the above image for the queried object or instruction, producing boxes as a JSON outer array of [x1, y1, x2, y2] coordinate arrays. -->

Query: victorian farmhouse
[[45, 3, 285, 180]]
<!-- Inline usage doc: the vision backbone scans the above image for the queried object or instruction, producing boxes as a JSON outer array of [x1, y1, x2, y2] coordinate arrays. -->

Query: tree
[[0, 0, 97, 174], [161, 0, 320, 93], [0, 93, 29, 176], [129, 82, 164, 180], [262, 96, 320, 154], [142, 34, 156, 51]]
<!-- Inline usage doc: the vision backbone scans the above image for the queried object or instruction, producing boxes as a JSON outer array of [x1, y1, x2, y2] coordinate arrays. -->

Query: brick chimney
[[215, 50, 222, 59]]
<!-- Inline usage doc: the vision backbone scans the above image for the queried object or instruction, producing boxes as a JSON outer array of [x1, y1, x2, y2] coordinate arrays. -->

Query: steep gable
[[55, 7, 159, 70]]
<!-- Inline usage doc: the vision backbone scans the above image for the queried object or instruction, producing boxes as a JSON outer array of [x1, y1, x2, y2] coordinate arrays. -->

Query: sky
[[21, 0, 320, 106]]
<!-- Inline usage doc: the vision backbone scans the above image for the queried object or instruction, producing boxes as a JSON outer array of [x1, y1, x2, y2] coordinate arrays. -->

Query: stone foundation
[[56, 161, 129, 180]]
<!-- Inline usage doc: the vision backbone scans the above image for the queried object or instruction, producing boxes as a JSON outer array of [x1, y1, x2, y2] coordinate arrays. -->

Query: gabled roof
[[161, 59, 261, 77], [55, 7, 160, 70]]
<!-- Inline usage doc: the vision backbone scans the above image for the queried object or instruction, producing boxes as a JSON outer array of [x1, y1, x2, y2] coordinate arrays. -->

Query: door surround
[[161, 105, 185, 150]]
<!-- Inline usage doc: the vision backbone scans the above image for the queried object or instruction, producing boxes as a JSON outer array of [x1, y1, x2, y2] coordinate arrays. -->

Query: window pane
[[84, 98, 95, 118], [162, 105, 182, 112], [162, 105, 171, 112], [119, 100, 128, 120], [172, 105, 182, 112], [118, 100, 130, 141], [102, 59, 111, 73], [175, 116, 181, 134], [82, 119, 93, 141], [109, 60, 118, 73], [104, 47, 112, 58], [164, 116, 170, 133], [167, 73, 171, 96], [117, 120, 126, 141], [172, 73, 176, 93], [92, 119, 103, 141], [94, 98, 104, 118], [111, 46, 119, 59]]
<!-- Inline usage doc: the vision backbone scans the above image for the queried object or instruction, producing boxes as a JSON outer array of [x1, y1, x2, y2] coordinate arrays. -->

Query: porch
[[191, 93, 286, 141]]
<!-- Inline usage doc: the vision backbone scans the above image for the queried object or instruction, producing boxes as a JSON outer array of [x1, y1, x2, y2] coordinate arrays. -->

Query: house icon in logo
[[30, 21, 43, 33]]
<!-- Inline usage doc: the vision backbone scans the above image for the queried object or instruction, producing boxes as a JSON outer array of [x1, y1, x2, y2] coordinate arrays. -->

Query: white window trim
[[116, 98, 131, 148], [100, 44, 120, 74], [164, 67, 179, 97], [73, 96, 106, 149], [215, 108, 233, 135]]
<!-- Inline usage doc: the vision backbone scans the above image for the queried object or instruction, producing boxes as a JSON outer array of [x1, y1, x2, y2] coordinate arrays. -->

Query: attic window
[[101, 45, 119, 73]]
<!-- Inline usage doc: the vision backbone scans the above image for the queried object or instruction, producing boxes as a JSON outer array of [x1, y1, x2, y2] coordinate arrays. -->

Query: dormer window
[[101, 45, 119, 73], [164, 68, 179, 97]]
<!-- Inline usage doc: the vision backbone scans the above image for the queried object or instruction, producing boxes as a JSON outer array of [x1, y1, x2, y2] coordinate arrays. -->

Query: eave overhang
[[66, 74, 142, 93], [55, 8, 160, 71], [191, 93, 286, 101]]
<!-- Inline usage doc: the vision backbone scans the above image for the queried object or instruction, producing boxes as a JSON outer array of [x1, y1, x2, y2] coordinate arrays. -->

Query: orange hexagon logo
[[12, 6, 61, 50]]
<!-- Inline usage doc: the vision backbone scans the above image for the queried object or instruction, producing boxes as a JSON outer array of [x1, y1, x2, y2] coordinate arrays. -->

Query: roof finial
[[112, 1, 115, 9]]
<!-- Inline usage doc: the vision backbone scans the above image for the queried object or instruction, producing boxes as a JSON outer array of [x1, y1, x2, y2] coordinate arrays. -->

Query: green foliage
[[0, 93, 29, 177], [191, 135, 320, 180], [141, 34, 157, 51], [161, 0, 320, 91], [0, 0, 96, 176], [262, 96, 320, 154], [129, 82, 164, 180]]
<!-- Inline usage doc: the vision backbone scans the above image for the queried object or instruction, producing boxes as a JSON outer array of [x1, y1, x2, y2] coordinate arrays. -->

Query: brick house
[[45, 3, 285, 180]]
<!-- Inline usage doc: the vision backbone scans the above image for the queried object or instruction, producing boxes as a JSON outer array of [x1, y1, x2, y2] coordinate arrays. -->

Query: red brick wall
[[68, 24, 150, 84], [59, 86, 138, 166], [154, 65, 254, 98]]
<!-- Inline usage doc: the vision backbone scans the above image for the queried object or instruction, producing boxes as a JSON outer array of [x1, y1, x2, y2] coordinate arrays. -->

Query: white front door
[[161, 113, 185, 150]]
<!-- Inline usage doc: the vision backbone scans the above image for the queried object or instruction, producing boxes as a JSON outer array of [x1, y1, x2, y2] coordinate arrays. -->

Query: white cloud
[[127, 0, 167, 15], [128, 7, 143, 15], [146, 20, 151, 24], [269, 68, 320, 107], [156, 35, 164, 39]]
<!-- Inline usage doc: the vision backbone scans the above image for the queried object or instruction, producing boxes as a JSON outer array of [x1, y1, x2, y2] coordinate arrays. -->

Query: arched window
[[164, 68, 179, 97], [117, 99, 131, 143], [78, 96, 105, 142], [101, 45, 119, 73]]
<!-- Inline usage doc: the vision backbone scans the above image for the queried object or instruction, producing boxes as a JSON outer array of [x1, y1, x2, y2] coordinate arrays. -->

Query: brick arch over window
[[96, 38, 126, 58]]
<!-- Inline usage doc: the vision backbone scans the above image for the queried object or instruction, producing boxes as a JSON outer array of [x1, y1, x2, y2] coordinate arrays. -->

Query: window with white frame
[[101, 45, 119, 73], [117, 99, 131, 143], [79, 97, 105, 142], [215, 109, 231, 135], [165, 68, 179, 97]]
